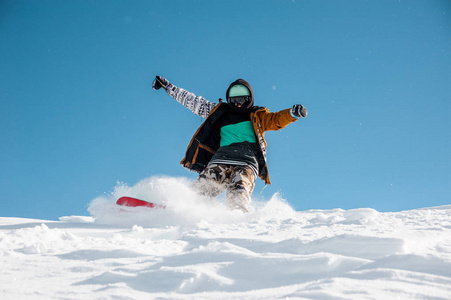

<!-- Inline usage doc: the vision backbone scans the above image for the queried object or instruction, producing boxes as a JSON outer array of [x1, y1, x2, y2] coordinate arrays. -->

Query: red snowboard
[[116, 196, 165, 209]]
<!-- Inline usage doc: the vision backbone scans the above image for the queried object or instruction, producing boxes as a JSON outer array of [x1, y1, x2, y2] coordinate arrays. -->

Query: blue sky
[[1, 0, 450, 220]]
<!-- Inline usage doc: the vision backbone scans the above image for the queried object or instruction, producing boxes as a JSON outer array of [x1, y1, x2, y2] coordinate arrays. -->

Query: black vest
[[180, 102, 267, 179]]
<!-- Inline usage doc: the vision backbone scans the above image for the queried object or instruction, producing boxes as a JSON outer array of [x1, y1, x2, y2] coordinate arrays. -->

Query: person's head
[[226, 79, 254, 111]]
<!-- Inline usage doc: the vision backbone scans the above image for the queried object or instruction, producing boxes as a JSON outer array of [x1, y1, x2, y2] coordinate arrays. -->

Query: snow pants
[[192, 163, 256, 212]]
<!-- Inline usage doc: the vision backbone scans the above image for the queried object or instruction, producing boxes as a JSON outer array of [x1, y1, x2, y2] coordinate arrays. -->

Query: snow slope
[[1, 177, 450, 299]]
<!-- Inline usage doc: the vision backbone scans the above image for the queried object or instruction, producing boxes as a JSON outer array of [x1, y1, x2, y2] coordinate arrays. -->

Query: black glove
[[152, 75, 170, 90], [291, 104, 308, 118]]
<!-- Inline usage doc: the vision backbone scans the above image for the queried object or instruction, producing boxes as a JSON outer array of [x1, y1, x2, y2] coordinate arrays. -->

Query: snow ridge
[[1, 176, 450, 299]]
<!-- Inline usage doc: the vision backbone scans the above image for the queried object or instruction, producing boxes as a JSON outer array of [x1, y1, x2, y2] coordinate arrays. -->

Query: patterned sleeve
[[166, 84, 217, 118]]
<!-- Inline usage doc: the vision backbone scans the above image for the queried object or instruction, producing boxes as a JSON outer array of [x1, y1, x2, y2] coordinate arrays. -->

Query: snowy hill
[[1, 177, 450, 299]]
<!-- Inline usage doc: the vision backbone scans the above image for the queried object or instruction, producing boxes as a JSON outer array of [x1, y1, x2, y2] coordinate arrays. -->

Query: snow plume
[[88, 176, 295, 227]]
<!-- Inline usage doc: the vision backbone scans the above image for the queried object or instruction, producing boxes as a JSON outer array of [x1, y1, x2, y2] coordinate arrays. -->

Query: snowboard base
[[116, 196, 165, 209]]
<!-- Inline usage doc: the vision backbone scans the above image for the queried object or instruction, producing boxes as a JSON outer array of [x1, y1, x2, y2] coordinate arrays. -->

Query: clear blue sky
[[1, 0, 450, 220]]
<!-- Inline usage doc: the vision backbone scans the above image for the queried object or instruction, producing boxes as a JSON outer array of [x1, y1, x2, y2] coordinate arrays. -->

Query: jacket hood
[[226, 79, 254, 109]]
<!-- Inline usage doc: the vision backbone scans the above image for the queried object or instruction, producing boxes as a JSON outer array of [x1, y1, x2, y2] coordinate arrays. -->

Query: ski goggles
[[228, 96, 250, 106]]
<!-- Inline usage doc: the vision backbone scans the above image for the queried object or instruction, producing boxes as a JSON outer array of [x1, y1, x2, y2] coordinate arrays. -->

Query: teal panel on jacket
[[220, 121, 257, 147]]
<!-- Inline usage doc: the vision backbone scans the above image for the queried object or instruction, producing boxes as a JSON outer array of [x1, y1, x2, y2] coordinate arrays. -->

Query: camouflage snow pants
[[192, 163, 257, 212]]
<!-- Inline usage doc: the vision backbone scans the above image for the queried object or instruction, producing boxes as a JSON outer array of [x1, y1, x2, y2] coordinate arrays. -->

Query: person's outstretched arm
[[152, 75, 217, 119]]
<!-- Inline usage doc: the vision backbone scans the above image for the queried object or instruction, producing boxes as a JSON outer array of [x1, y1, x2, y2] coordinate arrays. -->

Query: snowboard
[[116, 196, 165, 209]]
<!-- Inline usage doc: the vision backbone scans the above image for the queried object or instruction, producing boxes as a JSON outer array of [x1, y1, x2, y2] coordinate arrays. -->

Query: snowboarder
[[152, 75, 307, 212]]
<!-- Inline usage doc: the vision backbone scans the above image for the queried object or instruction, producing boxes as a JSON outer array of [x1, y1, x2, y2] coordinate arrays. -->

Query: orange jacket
[[181, 102, 298, 184]]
